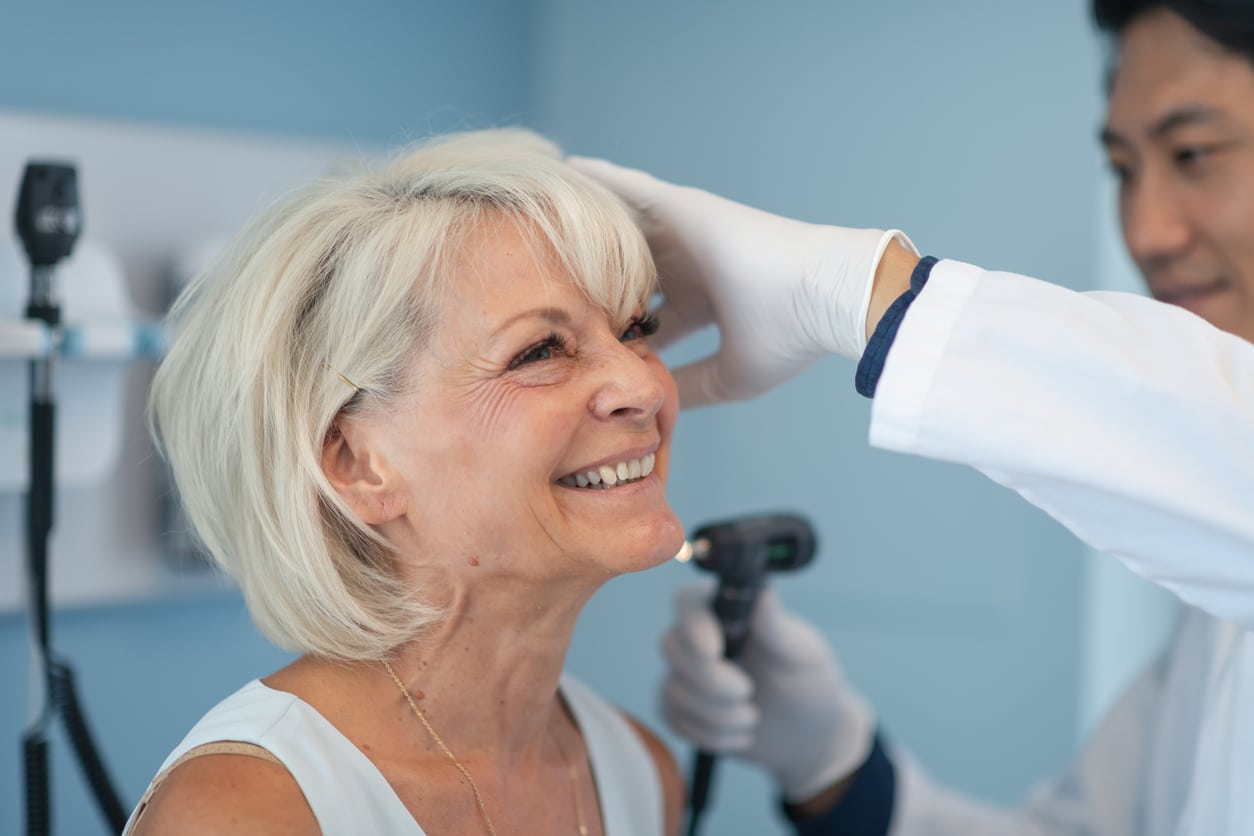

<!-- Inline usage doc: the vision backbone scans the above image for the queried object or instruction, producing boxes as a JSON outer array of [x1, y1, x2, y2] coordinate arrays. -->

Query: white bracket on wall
[[0, 236, 157, 490], [0, 109, 365, 611]]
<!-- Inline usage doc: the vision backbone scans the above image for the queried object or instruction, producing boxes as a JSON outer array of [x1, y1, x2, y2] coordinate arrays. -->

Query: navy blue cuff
[[780, 731, 897, 836], [855, 255, 939, 398]]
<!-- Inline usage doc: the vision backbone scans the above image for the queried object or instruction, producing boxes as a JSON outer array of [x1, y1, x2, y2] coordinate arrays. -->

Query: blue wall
[[0, 0, 535, 143], [1, 2, 1112, 834]]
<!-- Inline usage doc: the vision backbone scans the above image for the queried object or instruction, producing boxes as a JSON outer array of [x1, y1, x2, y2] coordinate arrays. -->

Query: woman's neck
[[384, 576, 593, 754], [269, 567, 604, 768]]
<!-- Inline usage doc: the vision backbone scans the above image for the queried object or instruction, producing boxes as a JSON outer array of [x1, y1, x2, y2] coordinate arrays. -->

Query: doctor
[[574, 0, 1254, 833]]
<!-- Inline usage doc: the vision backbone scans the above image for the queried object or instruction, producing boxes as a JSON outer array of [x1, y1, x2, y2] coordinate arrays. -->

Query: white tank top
[[125, 674, 664, 834]]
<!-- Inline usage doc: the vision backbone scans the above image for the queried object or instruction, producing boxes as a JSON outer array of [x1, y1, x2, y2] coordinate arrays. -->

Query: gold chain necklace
[[383, 660, 498, 835], [381, 660, 590, 835], [549, 720, 590, 836]]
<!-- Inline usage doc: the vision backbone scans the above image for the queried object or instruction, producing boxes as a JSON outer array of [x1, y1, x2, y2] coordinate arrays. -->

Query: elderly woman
[[127, 129, 685, 835]]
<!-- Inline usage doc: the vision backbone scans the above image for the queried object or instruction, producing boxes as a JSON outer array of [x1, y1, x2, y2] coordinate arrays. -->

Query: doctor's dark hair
[[148, 128, 656, 661], [1093, 0, 1254, 63]]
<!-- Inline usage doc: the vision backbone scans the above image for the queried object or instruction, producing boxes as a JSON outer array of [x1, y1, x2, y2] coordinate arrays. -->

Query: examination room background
[[0, 1, 1177, 833]]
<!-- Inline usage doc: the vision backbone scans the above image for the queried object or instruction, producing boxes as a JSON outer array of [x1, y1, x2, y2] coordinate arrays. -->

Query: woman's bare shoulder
[[621, 711, 685, 836], [129, 752, 318, 836]]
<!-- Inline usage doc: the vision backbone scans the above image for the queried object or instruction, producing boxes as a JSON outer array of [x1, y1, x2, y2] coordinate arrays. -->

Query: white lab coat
[[869, 259, 1254, 836]]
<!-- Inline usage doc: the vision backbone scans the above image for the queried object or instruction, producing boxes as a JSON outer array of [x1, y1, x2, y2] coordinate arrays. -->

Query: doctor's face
[[1102, 8, 1254, 342]]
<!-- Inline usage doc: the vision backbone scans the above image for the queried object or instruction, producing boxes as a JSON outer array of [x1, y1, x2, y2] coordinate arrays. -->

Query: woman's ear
[[321, 420, 407, 525]]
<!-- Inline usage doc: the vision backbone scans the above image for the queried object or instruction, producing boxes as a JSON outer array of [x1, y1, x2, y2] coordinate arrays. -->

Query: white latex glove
[[661, 584, 876, 802], [569, 156, 915, 408]]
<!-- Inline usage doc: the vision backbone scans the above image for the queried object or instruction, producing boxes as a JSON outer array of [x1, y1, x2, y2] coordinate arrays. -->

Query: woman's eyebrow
[[490, 307, 574, 336]]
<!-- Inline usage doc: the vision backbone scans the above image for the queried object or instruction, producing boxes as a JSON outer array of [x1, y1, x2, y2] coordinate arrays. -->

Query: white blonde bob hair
[[150, 128, 657, 660]]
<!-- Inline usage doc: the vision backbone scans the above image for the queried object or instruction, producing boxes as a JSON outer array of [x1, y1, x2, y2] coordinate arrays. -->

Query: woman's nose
[[588, 344, 667, 422]]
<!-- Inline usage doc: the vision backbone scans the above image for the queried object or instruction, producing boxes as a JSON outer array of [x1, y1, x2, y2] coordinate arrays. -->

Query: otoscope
[[679, 513, 816, 836], [17, 162, 128, 836]]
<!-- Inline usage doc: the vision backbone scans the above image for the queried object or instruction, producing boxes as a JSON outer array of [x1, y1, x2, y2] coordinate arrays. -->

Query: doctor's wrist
[[782, 771, 857, 820], [865, 237, 920, 341], [780, 731, 896, 836], [856, 254, 938, 398]]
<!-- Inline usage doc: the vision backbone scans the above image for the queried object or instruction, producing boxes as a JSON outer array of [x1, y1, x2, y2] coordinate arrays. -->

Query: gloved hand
[[569, 156, 915, 408], [661, 584, 876, 802]]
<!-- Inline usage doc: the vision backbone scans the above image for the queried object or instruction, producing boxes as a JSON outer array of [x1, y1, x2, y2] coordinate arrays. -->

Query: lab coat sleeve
[[870, 259, 1254, 630]]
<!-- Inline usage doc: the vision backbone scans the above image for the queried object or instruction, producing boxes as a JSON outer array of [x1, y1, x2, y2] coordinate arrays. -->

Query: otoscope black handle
[[711, 581, 760, 660], [687, 752, 716, 836], [687, 581, 755, 836]]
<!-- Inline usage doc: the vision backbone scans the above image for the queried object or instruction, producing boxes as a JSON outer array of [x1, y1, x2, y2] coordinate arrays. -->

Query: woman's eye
[[509, 334, 568, 369], [621, 313, 660, 342]]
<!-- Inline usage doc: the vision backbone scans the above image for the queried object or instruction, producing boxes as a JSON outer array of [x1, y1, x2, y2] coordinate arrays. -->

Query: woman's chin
[[564, 510, 687, 577], [633, 513, 688, 573]]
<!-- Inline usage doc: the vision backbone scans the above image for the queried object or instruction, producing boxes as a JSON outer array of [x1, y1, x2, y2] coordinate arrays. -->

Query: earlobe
[[321, 423, 405, 525]]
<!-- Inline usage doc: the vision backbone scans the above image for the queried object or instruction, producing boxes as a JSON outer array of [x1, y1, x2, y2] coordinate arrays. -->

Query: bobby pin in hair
[[322, 360, 360, 394]]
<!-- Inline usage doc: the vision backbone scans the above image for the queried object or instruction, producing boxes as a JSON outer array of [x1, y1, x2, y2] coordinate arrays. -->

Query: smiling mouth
[[1154, 279, 1229, 308], [558, 452, 656, 490]]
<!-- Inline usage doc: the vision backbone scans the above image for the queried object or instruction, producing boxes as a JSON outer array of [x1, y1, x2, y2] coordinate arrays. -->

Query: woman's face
[[340, 217, 684, 584]]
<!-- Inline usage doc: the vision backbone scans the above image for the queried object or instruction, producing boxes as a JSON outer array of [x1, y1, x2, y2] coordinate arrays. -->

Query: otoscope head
[[688, 513, 816, 583], [15, 162, 81, 268], [683, 513, 816, 660]]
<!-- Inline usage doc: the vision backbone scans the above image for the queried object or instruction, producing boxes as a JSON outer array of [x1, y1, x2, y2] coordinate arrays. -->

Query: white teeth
[[556, 458, 657, 491], [560, 454, 659, 490]]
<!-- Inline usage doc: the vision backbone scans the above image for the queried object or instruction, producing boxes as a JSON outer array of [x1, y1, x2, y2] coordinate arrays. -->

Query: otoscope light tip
[[674, 541, 694, 563]]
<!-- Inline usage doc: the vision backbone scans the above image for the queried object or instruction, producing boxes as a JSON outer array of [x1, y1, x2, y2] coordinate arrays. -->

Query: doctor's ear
[[321, 420, 406, 525]]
